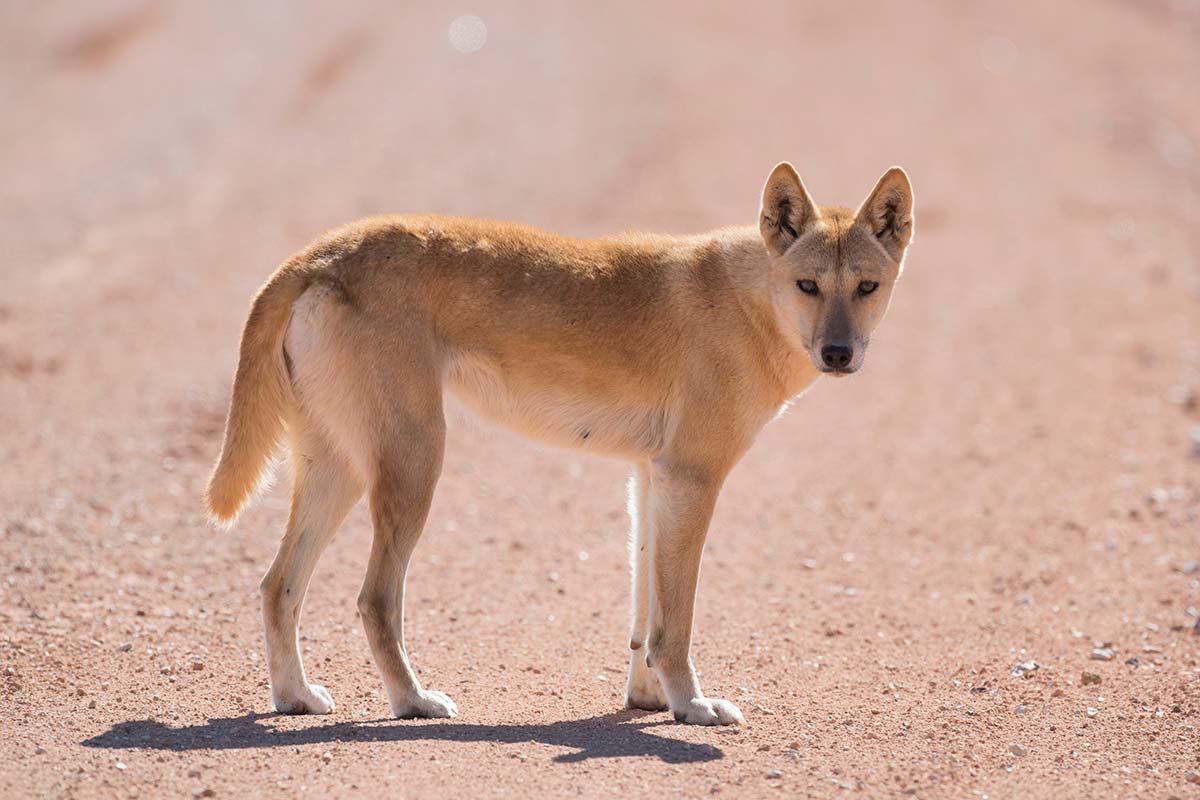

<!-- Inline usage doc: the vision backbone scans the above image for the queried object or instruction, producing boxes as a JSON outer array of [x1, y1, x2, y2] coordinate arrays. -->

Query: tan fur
[[205, 265, 318, 523], [206, 163, 914, 725]]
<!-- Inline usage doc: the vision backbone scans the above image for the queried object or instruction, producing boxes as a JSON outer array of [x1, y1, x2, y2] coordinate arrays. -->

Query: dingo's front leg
[[645, 462, 744, 726], [625, 463, 668, 711]]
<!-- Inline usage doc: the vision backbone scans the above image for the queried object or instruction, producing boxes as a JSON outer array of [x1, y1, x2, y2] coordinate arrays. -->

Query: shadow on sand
[[81, 709, 724, 764]]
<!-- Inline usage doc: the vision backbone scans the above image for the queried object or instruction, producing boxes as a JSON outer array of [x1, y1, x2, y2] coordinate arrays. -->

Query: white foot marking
[[392, 689, 458, 719], [673, 697, 745, 726], [625, 653, 668, 711], [273, 682, 335, 715]]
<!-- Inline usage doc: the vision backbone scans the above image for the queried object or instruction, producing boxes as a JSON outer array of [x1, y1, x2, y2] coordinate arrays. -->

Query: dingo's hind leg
[[355, 351, 456, 719], [260, 420, 363, 714]]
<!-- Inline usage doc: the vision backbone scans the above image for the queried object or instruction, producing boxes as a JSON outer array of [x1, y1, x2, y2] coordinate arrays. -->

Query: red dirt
[[3, 2, 1199, 797]]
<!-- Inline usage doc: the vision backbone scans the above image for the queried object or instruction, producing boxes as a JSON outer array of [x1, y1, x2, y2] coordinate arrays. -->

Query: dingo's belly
[[444, 350, 667, 459]]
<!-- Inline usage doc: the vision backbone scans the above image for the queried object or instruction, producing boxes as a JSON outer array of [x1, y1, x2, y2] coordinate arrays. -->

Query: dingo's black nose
[[821, 345, 853, 369]]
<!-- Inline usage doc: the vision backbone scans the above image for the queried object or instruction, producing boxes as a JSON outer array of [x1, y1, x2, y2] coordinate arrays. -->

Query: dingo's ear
[[759, 162, 819, 256], [856, 167, 914, 262]]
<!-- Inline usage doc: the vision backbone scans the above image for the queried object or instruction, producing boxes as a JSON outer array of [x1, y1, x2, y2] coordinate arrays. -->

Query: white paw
[[273, 682, 335, 715], [672, 697, 745, 726], [392, 689, 458, 719], [625, 658, 669, 711]]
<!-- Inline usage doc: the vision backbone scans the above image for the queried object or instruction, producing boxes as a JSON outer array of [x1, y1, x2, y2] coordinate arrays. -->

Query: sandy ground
[[2, 1, 1199, 797]]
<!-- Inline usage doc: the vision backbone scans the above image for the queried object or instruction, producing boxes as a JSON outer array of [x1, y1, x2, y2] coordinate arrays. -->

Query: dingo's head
[[759, 163, 914, 376]]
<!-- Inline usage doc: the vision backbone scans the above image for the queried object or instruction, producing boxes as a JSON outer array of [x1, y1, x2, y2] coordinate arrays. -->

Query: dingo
[[205, 163, 914, 725]]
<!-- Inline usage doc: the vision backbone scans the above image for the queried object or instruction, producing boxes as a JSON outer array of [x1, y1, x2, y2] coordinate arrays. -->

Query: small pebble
[[34, 747, 45, 755], [192, 661, 204, 671], [1010, 660, 1039, 678], [1086, 707, 1098, 718], [1014, 705, 1027, 714], [322, 751, 332, 763], [1187, 772, 1200, 785], [192, 790, 215, 798], [1169, 385, 1197, 410], [1091, 647, 1114, 661], [1010, 744, 1027, 757], [766, 770, 784, 779], [115, 761, 126, 771], [1081, 672, 1101, 686], [117, 643, 132, 652]]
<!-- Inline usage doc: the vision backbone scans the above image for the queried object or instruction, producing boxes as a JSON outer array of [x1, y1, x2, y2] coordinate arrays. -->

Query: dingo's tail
[[205, 266, 313, 525]]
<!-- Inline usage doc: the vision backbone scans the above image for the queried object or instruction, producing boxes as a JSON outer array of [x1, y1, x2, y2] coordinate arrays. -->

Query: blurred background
[[2, 2, 1198, 798]]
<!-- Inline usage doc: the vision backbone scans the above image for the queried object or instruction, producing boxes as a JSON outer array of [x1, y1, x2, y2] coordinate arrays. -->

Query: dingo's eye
[[858, 281, 879, 296], [796, 280, 818, 295]]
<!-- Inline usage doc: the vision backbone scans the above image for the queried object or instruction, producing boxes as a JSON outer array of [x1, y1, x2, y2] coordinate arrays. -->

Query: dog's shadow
[[81, 709, 724, 764]]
